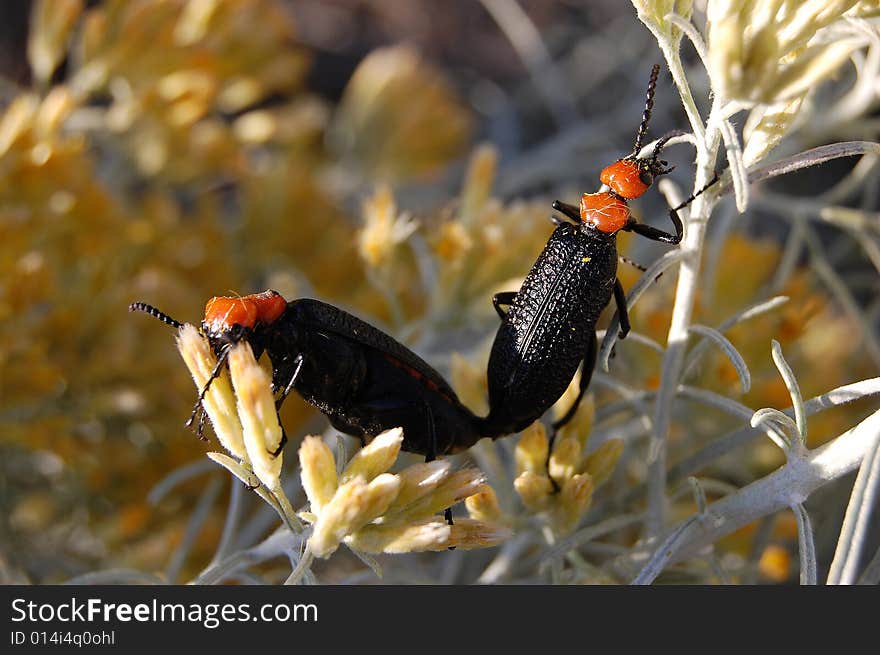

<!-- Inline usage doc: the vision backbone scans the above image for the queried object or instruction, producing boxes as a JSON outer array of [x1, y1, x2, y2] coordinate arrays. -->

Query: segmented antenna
[[650, 129, 686, 165], [129, 302, 184, 328], [670, 172, 722, 212], [632, 64, 661, 156], [185, 347, 229, 432]]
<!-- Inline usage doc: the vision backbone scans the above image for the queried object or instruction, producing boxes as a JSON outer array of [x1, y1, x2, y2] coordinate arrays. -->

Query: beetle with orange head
[[482, 65, 718, 449]]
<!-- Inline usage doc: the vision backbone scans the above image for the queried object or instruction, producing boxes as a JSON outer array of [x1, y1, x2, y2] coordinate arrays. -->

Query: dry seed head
[[582, 439, 625, 487], [174, 0, 221, 45], [431, 220, 474, 266], [515, 421, 550, 475], [346, 518, 451, 554], [554, 390, 595, 448], [390, 459, 453, 509], [309, 474, 401, 558], [357, 185, 417, 269], [339, 427, 403, 485], [514, 470, 555, 512], [218, 78, 264, 115], [228, 341, 284, 490], [347, 516, 510, 553], [447, 518, 513, 551], [157, 70, 216, 104], [386, 468, 486, 523], [0, 95, 39, 157], [548, 437, 582, 482], [553, 473, 595, 535], [333, 45, 471, 179], [233, 110, 280, 144], [28, 0, 83, 86], [299, 435, 339, 513], [297, 429, 507, 557], [631, 0, 695, 40], [459, 143, 498, 222], [759, 544, 792, 582], [176, 324, 246, 461], [465, 484, 503, 523], [706, 0, 869, 104], [34, 87, 76, 137], [742, 96, 805, 166], [769, 40, 862, 101]]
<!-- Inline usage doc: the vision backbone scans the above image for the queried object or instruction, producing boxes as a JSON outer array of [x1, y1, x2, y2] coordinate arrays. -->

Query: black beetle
[[482, 65, 716, 439], [131, 291, 491, 460]]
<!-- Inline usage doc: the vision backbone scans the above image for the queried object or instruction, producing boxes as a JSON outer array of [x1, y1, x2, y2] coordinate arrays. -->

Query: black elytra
[[265, 298, 489, 460], [483, 223, 621, 437]]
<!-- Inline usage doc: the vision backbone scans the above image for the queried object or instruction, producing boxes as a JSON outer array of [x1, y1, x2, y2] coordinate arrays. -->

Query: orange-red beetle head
[[600, 159, 653, 199], [203, 290, 287, 334]]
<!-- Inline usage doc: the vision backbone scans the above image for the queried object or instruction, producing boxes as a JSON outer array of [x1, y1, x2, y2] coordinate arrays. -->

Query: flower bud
[[515, 421, 549, 474], [299, 436, 338, 513]]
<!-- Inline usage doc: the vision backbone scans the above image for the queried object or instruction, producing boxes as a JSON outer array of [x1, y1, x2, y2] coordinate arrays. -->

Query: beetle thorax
[[579, 192, 630, 234], [201, 289, 288, 354]]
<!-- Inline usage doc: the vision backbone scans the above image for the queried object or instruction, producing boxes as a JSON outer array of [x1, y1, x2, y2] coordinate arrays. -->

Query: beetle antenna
[[129, 302, 184, 329], [185, 347, 230, 430], [648, 129, 687, 164], [632, 64, 661, 157]]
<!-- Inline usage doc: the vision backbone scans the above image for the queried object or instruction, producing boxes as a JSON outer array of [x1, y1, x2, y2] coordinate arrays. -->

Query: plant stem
[[622, 408, 880, 578], [645, 45, 722, 537]]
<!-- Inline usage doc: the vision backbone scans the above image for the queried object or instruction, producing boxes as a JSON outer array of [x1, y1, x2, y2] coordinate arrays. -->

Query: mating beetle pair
[[133, 65, 715, 476]]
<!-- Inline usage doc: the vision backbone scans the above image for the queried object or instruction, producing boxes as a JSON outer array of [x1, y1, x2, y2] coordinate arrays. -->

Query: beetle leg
[[623, 213, 682, 244], [492, 291, 518, 320], [624, 172, 720, 244], [270, 428, 288, 458], [418, 403, 454, 527], [613, 278, 631, 339], [644, 128, 687, 162], [618, 255, 647, 272], [275, 354, 304, 412], [262, 354, 305, 458], [195, 407, 208, 442], [552, 200, 581, 223], [421, 402, 438, 463], [550, 331, 598, 434]]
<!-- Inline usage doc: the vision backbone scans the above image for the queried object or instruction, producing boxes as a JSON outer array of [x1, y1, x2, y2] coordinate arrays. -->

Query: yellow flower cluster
[[707, 0, 877, 105], [331, 45, 472, 182], [514, 393, 624, 536], [299, 430, 510, 558], [425, 144, 553, 325], [176, 323, 509, 558], [357, 185, 418, 271], [352, 144, 552, 328], [177, 325, 299, 529]]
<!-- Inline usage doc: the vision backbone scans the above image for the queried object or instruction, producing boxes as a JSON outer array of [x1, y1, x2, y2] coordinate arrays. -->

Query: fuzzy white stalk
[[792, 503, 818, 585], [641, 11, 730, 537], [625, 408, 880, 579], [827, 428, 880, 584], [646, 104, 721, 537]]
